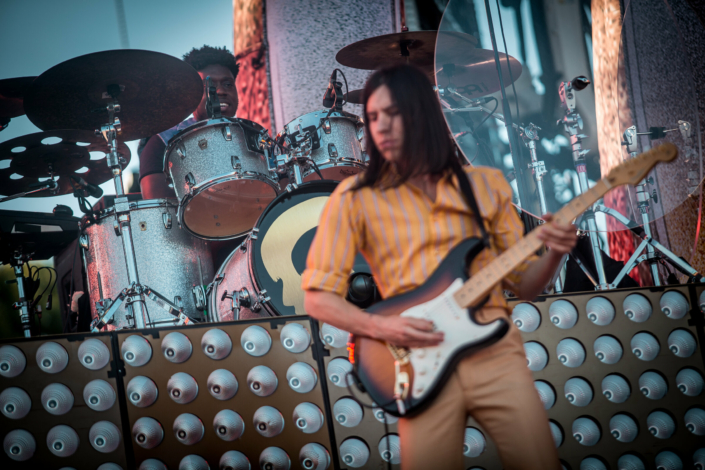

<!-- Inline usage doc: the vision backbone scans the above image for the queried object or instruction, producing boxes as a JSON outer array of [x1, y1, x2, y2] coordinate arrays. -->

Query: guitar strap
[[452, 164, 491, 249]]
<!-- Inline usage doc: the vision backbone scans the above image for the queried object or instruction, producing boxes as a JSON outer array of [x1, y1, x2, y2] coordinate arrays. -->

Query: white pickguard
[[400, 278, 506, 400]]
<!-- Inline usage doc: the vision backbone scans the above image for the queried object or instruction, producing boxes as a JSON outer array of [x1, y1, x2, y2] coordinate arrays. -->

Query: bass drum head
[[252, 180, 369, 316]]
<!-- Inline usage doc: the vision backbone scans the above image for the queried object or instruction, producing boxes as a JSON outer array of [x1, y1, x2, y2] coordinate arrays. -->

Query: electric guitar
[[351, 143, 678, 417]]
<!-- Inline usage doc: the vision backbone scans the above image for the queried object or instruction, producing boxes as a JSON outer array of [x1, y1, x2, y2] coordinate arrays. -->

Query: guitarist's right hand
[[371, 315, 444, 348]]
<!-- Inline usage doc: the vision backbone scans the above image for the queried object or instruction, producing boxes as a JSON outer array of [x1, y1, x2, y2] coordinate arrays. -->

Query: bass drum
[[209, 180, 371, 320]]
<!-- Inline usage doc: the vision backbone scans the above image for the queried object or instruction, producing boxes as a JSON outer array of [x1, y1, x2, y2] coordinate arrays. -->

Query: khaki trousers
[[398, 308, 561, 470]]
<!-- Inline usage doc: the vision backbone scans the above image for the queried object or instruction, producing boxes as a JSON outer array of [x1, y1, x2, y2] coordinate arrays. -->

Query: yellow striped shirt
[[301, 166, 538, 310]]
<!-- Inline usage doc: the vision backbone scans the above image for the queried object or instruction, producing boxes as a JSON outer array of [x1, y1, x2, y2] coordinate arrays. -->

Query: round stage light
[[78, 338, 110, 370], [280, 323, 311, 353], [121, 335, 152, 367], [247, 365, 278, 397], [208, 369, 238, 400], [84, 379, 116, 411], [161, 332, 192, 364], [36, 342, 69, 373], [201, 328, 232, 360], [213, 409, 245, 441], [132, 417, 163, 449]]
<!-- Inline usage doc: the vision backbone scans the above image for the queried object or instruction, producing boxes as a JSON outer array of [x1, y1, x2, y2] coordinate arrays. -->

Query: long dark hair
[[353, 64, 459, 189]]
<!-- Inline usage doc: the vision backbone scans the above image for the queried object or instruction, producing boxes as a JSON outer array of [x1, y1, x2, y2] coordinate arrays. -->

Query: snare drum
[[209, 181, 371, 320], [81, 198, 214, 329], [277, 110, 366, 182], [165, 117, 280, 240]]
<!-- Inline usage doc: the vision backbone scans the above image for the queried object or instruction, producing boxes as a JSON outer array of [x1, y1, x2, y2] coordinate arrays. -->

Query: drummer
[[139, 45, 240, 199]]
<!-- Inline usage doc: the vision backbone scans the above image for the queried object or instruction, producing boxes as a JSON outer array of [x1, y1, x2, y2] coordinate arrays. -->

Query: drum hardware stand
[[439, 87, 566, 292], [0, 178, 59, 203], [557, 76, 611, 290], [93, 86, 183, 329], [91, 282, 194, 332], [8, 248, 36, 337], [585, 124, 702, 287]]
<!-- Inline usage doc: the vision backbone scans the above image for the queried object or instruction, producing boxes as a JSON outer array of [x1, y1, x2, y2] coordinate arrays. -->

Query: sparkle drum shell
[[81, 198, 214, 329], [209, 181, 369, 320], [165, 117, 280, 239], [277, 110, 366, 182]]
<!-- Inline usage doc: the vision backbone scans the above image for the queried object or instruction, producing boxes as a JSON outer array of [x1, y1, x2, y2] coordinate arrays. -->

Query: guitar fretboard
[[453, 179, 611, 308]]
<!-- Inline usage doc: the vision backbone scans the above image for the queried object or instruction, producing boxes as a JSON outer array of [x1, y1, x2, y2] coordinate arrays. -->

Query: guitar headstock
[[605, 143, 678, 188]]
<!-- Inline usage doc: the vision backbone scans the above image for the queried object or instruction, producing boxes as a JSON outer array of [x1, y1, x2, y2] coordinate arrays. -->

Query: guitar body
[[353, 237, 510, 418]]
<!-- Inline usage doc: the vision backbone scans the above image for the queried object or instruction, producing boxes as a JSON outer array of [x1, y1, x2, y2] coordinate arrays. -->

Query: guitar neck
[[453, 179, 612, 308]]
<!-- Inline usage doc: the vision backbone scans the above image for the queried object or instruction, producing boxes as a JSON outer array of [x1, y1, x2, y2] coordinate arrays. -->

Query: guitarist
[[302, 64, 576, 470]]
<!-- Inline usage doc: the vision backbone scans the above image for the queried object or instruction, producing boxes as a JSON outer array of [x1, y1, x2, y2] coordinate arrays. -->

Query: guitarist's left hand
[[536, 213, 578, 256], [516, 214, 577, 300]]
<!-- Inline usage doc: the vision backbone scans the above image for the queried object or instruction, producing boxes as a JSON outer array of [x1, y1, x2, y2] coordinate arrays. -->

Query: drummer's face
[[193, 64, 239, 121], [366, 85, 404, 163]]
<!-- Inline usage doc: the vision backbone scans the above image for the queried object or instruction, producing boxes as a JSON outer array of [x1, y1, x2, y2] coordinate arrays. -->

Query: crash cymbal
[[344, 89, 364, 104], [0, 77, 35, 119], [0, 129, 130, 197], [24, 50, 203, 141], [435, 31, 522, 99], [336, 31, 454, 73]]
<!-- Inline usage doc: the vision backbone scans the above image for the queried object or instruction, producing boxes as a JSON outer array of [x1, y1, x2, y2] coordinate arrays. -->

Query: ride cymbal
[[0, 77, 36, 119], [24, 50, 202, 141]]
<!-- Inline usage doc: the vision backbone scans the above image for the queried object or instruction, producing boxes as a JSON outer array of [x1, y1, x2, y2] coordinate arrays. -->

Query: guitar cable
[[344, 369, 394, 470]]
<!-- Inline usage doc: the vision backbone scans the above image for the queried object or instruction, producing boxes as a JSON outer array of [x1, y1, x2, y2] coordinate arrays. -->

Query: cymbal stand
[[9, 249, 35, 337], [440, 87, 566, 292], [94, 90, 148, 329], [558, 78, 609, 290], [590, 125, 703, 286], [0, 179, 59, 203]]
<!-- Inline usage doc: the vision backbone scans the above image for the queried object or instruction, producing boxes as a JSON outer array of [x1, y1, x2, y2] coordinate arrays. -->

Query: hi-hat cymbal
[[24, 50, 203, 141], [0, 129, 130, 197], [336, 31, 449, 73], [0, 77, 36, 119], [435, 31, 522, 99]]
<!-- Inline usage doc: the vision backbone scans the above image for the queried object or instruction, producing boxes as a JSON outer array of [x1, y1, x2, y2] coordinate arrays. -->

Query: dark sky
[[0, 0, 232, 214]]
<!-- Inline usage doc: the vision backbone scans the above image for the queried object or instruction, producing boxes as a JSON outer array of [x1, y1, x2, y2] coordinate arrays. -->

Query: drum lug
[[162, 212, 172, 229], [220, 290, 241, 316], [198, 138, 208, 150], [79, 234, 89, 250], [250, 227, 259, 240], [192, 286, 207, 311], [185, 173, 196, 192], [285, 183, 298, 193], [322, 119, 331, 134], [231, 155, 242, 173], [113, 220, 121, 236], [176, 142, 186, 159], [254, 289, 271, 312], [328, 143, 338, 159], [357, 127, 365, 142], [173, 295, 183, 309], [223, 125, 232, 141]]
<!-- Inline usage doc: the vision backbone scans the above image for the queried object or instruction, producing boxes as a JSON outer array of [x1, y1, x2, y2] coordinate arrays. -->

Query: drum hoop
[[176, 174, 280, 241], [83, 198, 178, 225], [249, 180, 340, 316], [277, 109, 364, 140], [163, 117, 266, 168]]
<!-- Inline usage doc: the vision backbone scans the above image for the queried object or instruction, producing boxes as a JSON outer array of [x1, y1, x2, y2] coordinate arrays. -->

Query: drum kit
[[0, 30, 524, 336]]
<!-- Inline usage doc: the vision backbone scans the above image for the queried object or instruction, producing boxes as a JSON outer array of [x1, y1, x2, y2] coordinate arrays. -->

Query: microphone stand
[[482, 0, 538, 223], [558, 77, 609, 290]]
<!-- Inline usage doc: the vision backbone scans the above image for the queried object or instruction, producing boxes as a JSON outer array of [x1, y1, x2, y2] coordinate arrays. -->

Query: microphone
[[322, 70, 338, 108], [571, 76, 591, 91], [205, 76, 222, 119], [70, 175, 103, 198]]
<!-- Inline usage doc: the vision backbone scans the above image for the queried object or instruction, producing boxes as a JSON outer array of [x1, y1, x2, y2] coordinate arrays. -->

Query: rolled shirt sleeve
[[301, 178, 364, 297]]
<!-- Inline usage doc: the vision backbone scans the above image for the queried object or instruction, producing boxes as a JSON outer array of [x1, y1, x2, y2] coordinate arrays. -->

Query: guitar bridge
[[387, 344, 411, 364]]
